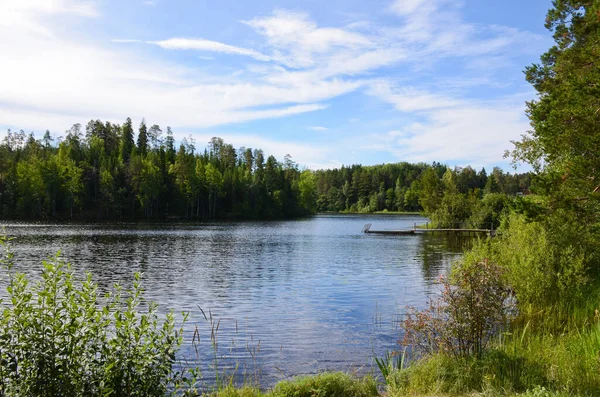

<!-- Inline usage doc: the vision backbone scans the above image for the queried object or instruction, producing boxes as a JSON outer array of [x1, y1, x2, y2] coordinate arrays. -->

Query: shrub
[[401, 257, 512, 358], [270, 373, 378, 397], [495, 213, 589, 307], [468, 193, 509, 230], [0, 235, 191, 397]]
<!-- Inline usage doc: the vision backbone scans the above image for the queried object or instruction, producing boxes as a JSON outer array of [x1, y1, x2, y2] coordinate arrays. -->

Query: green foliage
[[374, 349, 406, 385], [270, 373, 378, 397], [401, 256, 512, 359], [313, 162, 529, 216], [418, 167, 443, 215], [508, 0, 600, 219], [392, 2, 600, 396], [0, 235, 188, 397], [493, 213, 589, 307], [469, 193, 509, 229], [0, 121, 319, 219], [388, 323, 600, 397], [209, 373, 378, 397], [518, 386, 572, 397]]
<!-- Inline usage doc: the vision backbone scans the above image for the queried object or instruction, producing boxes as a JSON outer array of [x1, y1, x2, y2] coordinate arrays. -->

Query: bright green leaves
[[0, 238, 187, 397]]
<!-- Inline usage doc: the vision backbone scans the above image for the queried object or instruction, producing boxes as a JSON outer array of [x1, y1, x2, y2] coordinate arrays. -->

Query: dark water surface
[[0, 214, 468, 386]]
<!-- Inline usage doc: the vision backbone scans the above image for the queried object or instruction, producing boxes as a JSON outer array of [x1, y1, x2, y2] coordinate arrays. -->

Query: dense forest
[[313, 162, 531, 228], [0, 120, 531, 222], [0, 121, 318, 220]]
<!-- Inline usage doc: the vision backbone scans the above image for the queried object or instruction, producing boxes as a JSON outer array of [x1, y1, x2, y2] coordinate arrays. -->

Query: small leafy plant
[[375, 348, 406, 384], [0, 234, 195, 397]]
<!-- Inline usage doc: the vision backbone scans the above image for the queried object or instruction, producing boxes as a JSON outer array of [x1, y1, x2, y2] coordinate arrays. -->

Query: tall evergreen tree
[[121, 117, 134, 164], [509, 0, 600, 216], [137, 119, 148, 157]]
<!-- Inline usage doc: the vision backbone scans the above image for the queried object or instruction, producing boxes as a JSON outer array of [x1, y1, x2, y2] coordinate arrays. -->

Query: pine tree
[[121, 117, 135, 164], [137, 119, 148, 157]]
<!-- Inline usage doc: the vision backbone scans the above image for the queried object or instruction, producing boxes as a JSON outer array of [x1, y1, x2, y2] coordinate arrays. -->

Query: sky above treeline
[[1, 0, 553, 170]]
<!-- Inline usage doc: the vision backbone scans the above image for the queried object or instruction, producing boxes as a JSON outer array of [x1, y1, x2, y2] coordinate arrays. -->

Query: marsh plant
[[0, 235, 197, 397], [401, 257, 512, 358]]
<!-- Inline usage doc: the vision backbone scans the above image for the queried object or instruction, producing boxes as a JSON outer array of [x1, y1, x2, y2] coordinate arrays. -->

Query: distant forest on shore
[[0, 119, 530, 221]]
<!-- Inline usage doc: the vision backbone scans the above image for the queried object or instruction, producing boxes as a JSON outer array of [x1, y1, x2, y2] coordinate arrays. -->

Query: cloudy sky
[[0, 0, 552, 170]]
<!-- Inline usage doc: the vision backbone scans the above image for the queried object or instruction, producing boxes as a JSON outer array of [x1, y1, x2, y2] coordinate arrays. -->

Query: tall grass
[[384, 213, 600, 397]]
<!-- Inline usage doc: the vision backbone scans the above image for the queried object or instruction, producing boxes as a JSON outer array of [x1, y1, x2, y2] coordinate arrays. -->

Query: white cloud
[[0, 0, 99, 38], [308, 126, 328, 131], [367, 82, 463, 113], [389, 0, 436, 16], [244, 10, 372, 68], [149, 38, 271, 61], [366, 81, 530, 167], [387, 0, 540, 62], [1, 0, 541, 169], [2, 0, 100, 18]]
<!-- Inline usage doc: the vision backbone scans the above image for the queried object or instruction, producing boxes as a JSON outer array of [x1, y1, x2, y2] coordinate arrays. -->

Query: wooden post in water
[[414, 222, 416, 231]]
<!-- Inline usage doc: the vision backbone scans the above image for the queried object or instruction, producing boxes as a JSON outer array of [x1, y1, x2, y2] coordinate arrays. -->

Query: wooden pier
[[362, 223, 496, 237]]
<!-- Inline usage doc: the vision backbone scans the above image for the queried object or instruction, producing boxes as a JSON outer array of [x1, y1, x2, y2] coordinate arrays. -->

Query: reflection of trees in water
[[417, 234, 474, 282]]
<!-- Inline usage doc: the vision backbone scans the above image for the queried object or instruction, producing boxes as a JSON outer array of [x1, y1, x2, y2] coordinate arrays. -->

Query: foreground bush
[[271, 373, 378, 397], [0, 236, 189, 397], [401, 256, 512, 359]]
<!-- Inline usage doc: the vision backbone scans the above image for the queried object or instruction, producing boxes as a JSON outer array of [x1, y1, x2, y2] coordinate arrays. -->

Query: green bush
[[401, 256, 512, 358], [0, 235, 191, 397], [468, 193, 510, 230], [270, 373, 378, 397], [495, 214, 589, 307]]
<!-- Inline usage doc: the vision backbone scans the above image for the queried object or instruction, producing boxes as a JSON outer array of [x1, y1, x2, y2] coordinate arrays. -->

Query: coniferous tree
[[137, 119, 148, 157]]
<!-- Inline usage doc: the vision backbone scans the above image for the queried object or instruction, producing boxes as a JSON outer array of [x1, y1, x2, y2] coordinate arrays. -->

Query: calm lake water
[[0, 214, 468, 386]]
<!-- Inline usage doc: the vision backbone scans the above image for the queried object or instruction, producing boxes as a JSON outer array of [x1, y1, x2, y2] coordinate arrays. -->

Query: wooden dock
[[362, 223, 496, 237]]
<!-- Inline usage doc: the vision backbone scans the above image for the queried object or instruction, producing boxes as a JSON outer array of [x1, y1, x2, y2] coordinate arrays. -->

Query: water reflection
[[0, 215, 468, 386]]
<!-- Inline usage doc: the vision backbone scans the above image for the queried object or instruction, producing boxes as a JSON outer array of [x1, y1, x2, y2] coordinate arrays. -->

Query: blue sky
[[0, 0, 553, 170]]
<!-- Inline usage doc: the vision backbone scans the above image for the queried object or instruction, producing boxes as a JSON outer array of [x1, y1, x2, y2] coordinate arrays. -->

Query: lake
[[0, 214, 468, 387]]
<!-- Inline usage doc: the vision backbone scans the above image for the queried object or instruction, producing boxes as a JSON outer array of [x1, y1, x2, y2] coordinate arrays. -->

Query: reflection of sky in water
[[0, 215, 468, 387]]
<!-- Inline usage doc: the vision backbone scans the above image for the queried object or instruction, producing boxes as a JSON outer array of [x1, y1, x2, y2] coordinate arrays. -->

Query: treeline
[[314, 162, 531, 228], [0, 119, 317, 220], [0, 118, 531, 221]]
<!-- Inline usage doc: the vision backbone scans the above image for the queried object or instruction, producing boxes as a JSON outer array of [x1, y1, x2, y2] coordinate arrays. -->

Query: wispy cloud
[[1, 0, 542, 169], [243, 9, 373, 68], [365, 80, 530, 167], [149, 38, 271, 61]]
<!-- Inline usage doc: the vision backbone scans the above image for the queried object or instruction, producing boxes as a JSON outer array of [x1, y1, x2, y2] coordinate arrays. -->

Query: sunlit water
[[0, 214, 469, 387]]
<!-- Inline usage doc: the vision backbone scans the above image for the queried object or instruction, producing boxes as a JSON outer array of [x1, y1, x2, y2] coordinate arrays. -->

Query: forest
[[0, 121, 530, 223], [0, 123, 317, 220]]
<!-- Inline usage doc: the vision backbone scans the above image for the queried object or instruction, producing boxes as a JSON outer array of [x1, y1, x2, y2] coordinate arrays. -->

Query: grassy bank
[[379, 211, 600, 397], [213, 373, 378, 397]]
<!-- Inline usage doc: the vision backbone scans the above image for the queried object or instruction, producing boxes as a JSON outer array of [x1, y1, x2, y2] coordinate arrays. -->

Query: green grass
[[210, 373, 378, 397], [385, 304, 600, 396]]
